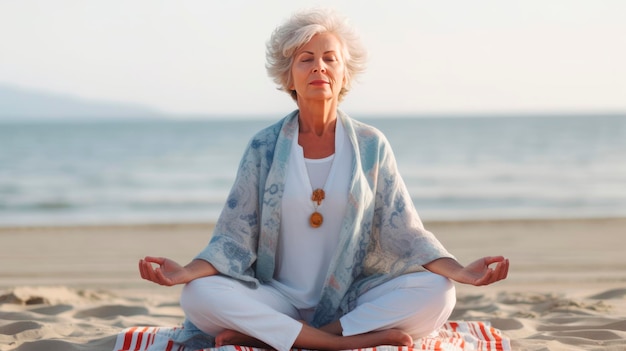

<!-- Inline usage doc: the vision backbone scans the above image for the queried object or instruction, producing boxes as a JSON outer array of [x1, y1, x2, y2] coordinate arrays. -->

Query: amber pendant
[[311, 188, 325, 205], [310, 211, 323, 228]]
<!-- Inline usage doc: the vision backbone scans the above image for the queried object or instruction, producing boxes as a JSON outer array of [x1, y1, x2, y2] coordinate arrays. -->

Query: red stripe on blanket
[[134, 327, 147, 351], [119, 327, 137, 351]]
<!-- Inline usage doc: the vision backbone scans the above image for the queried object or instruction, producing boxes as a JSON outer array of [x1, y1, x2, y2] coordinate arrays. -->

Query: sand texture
[[1, 218, 625, 350]]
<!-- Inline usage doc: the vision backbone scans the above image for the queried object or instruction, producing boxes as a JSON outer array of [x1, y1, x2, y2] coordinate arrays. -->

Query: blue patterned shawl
[[194, 109, 454, 327]]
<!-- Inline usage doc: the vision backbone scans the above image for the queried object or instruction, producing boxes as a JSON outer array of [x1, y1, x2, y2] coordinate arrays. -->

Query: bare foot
[[339, 329, 413, 348], [316, 321, 412, 347], [295, 326, 413, 350], [375, 329, 413, 347], [216, 325, 413, 351], [215, 329, 272, 349]]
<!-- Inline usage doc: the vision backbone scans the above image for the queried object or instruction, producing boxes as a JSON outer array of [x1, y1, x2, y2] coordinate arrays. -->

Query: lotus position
[[139, 8, 509, 351]]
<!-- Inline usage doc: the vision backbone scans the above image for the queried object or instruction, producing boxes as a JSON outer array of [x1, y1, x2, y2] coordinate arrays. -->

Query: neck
[[297, 100, 338, 136]]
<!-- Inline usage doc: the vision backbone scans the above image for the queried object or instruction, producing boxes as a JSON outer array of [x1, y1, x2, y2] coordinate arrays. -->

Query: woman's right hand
[[139, 256, 192, 286]]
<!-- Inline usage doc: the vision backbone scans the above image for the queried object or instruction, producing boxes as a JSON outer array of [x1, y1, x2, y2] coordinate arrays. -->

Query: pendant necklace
[[310, 188, 325, 228], [302, 119, 341, 229]]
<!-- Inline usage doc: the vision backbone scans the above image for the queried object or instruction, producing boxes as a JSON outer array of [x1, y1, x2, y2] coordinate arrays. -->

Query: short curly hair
[[265, 8, 367, 102]]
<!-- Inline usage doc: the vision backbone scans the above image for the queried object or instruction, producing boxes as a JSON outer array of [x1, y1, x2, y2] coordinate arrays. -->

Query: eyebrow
[[298, 50, 338, 55]]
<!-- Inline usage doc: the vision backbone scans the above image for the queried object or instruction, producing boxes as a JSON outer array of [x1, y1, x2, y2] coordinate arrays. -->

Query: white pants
[[180, 272, 456, 351]]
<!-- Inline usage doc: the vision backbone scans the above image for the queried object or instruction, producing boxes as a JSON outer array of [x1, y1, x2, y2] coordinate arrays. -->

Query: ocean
[[1, 114, 625, 227]]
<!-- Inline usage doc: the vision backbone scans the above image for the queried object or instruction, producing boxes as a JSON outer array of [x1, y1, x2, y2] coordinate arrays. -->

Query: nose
[[313, 59, 326, 73]]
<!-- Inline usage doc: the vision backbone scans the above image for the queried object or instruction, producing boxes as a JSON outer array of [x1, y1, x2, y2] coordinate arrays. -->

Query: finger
[[475, 268, 494, 286], [139, 257, 166, 283], [142, 260, 162, 283], [493, 259, 507, 281], [483, 256, 506, 266], [139, 259, 148, 279], [139, 259, 153, 281], [144, 256, 166, 265], [491, 259, 509, 283], [483, 269, 496, 286], [498, 259, 510, 281], [155, 268, 173, 286]]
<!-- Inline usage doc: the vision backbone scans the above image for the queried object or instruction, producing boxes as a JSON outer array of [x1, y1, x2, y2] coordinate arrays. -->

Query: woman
[[139, 8, 509, 351]]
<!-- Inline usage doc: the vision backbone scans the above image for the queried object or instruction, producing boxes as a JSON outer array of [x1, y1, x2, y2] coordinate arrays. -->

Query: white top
[[270, 119, 353, 309]]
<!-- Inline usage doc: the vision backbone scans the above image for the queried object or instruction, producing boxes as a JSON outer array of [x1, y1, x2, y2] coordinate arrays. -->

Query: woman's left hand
[[425, 256, 509, 286], [454, 256, 509, 286]]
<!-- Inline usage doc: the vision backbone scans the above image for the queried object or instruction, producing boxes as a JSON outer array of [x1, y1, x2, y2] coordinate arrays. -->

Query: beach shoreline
[[1, 217, 625, 350]]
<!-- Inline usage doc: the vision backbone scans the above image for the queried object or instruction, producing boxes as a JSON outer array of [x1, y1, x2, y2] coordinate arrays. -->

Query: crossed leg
[[180, 272, 455, 351]]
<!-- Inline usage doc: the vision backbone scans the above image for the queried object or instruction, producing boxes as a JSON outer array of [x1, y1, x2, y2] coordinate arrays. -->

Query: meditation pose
[[139, 8, 509, 351]]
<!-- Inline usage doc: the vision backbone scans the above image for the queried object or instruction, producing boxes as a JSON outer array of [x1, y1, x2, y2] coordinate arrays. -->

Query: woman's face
[[291, 32, 346, 103]]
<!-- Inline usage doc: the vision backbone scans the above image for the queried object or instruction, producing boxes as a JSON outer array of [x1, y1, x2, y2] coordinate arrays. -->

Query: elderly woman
[[138, 8, 509, 351]]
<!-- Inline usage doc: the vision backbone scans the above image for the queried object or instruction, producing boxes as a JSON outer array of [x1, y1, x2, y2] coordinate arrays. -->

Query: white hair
[[265, 8, 367, 102]]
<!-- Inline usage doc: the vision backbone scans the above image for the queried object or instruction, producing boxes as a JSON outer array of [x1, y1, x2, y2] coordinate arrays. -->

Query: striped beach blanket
[[113, 321, 511, 351]]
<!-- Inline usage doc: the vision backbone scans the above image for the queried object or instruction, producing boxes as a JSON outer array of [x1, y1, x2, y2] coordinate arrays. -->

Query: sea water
[[1, 114, 625, 226]]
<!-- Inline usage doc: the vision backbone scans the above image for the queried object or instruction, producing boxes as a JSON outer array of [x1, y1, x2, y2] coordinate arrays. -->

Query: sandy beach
[[1, 218, 625, 351]]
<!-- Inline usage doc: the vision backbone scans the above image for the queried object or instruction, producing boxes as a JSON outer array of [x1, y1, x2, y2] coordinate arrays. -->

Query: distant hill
[[0, 84, 162, 120]]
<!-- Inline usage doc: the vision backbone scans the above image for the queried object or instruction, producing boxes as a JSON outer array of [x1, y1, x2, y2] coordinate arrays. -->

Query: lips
[[309, 80, 329, 86]]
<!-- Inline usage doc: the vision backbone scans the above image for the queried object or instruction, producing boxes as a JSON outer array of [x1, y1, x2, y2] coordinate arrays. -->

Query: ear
[[289, 73, 295, 91]]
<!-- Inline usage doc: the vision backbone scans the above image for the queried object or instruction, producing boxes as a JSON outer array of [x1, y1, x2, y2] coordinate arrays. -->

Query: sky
[[1, 0, 625, 118]]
